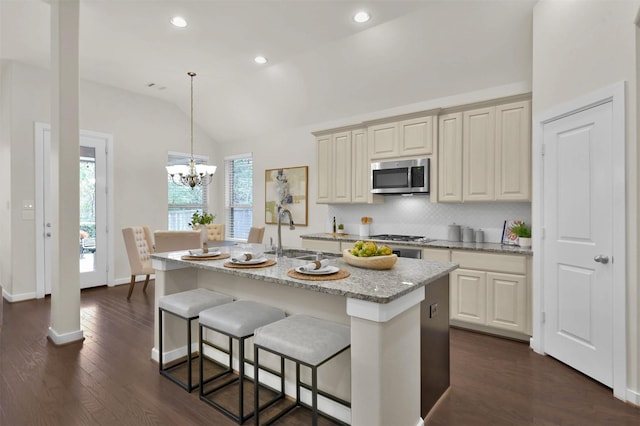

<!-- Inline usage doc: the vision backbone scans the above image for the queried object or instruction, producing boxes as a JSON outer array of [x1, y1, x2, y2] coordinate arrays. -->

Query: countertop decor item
[[510, 222, 532, 248], [447, 224, 461, 242], [166, 72, 217, 188], [502, 220, 522, 245], [342, 249, 397, 270]]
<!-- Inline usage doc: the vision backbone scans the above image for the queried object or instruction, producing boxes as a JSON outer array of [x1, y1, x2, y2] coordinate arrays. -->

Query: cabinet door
[[332, 131, 352, 203], [399, 116, 434, 156], [351, 128, 369, 203], [450, 268, 486, 325], [486, 272, 526, 333], [368, 122, 398, 159], [422, 248, 450, 262], [463, 106, 495, 201], [316, 135, 332, 203], [495, 100, 531, 201], [438, 112, 463, 202]]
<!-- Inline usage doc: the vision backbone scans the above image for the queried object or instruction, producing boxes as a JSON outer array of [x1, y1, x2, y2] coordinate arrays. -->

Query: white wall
[[0, 61, 219, 298], [532, 0, 640, 401]]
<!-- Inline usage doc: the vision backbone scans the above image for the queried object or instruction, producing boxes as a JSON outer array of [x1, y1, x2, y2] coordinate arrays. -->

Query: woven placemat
[[223, 259, 277, 269], [287, 269, 351, 281], [181, 253, 230, 261]]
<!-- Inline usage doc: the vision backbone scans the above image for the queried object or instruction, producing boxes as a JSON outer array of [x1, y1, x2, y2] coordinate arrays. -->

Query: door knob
[[594, 255, 609, 264], [46, 232, 51, 237]]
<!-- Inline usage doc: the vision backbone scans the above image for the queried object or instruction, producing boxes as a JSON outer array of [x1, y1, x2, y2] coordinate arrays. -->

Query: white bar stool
[[158, 288, 233, 392], [253, 314, 351, 426], [198, 300, 287, 423]]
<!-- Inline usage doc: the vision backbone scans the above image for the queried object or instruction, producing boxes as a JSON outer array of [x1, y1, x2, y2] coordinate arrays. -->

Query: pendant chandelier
[[166, 72, 216, 189]]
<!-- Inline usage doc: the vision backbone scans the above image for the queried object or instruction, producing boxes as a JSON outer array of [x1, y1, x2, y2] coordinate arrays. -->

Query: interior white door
[[542, 101, 613, 387]]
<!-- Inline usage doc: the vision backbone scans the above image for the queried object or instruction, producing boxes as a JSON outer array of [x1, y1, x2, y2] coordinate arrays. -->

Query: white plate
[[188, 250, 221, 258], [295, 265, 340, 275], [231, 257, 268, 265]]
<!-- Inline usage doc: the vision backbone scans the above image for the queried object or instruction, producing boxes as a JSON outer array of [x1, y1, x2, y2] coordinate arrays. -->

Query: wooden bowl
[[342, 249, 398, 270]]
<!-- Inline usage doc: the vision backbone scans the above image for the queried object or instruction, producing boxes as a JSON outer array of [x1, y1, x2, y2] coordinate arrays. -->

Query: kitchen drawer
[[423, 248, 451, 262], [301, 239, 342, 253], [451, 250, 526, 274]]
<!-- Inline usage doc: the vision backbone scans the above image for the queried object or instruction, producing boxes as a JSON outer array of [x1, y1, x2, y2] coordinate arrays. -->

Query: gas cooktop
[[368, 234, 435, 243]]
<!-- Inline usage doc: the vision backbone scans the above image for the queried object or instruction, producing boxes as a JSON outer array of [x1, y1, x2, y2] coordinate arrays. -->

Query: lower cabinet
[[451, 268, 527, 335], [425, 248, 532, 340], [301, 239, 342, 254]]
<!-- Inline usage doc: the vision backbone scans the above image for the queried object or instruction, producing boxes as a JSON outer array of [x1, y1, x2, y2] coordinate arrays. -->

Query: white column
[[347, 288, 425, 426], [48, 0, 83, 344]]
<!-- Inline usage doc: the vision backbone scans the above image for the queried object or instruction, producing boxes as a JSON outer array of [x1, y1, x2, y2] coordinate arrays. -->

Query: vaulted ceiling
[[1, 0, 536, 143]]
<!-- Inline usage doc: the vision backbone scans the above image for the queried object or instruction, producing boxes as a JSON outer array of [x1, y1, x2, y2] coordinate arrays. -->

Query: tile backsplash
[[327, 196, 531, 243]]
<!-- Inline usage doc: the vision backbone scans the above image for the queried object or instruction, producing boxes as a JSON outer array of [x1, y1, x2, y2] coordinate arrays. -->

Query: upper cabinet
[[315, 127, 381, 204], [495, 101, 531, 201], [438, 97, 531, 203], [369, 115, 436, 160], [313, 95, 530, 205], [438, 112, 463, 202]]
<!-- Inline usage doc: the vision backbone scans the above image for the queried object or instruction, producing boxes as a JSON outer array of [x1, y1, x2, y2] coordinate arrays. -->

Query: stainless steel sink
[[264, 248, 340, 260]]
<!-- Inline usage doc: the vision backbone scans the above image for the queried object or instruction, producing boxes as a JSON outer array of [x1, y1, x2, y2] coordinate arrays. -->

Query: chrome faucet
[[276, 208, 295, 258]]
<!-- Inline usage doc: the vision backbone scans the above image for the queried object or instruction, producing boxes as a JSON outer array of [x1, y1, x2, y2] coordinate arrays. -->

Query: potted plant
[[510, 222, 532, 248], [337, 223, 345, 234], [188, 210, 216, 230]]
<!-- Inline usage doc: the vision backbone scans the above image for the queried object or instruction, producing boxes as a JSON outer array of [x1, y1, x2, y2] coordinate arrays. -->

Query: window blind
[[224, 153, 253, 240]]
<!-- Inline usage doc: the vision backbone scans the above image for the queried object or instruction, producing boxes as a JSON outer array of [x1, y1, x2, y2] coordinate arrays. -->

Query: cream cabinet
[[463, 106, 495, 201], [315, 128, 380, 204], [301, 239, 342, 254], [437, 113, 463, 202], [438, 98, 531, 202], [495, 100, 531, 200], [369, 114, 436, 160], [422, 248, 451, 262], [449, 250, 531, 339], [450, 268, 487, 325], [351, 128, 370, 203]]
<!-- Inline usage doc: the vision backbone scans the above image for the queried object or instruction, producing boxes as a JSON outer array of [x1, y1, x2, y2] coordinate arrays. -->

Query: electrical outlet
[[429, 303, 438, 318]]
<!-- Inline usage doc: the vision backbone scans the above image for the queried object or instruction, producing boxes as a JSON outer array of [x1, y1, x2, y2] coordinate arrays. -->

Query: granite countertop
[[151, 247, 457, 304], [300, 233, 533, 256]]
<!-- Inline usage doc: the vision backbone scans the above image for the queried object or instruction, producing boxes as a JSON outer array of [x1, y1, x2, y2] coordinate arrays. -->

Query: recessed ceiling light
[[170, 16, 187, 28], [254, 56, 268, 65], [353, 11, 370, 23]]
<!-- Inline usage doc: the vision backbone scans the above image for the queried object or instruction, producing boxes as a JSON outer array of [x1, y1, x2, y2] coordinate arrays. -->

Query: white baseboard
[[627, 388, 640, 407], [48, 326, 84, 345], [151, 343, 352, 424], [416, 418, 425, 426], [112, 275, 155, 287], [3, 288, 37, 302]]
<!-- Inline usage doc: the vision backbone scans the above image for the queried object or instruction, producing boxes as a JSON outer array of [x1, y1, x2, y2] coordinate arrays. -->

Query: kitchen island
[[151, 245, 457, 426]]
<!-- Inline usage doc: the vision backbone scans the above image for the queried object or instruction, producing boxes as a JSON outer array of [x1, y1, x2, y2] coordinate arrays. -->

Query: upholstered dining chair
[[204, 224, 224, 241], [154, 230, 202, 253], [122, 226, 154, 300], [247, 226, 265, 243]]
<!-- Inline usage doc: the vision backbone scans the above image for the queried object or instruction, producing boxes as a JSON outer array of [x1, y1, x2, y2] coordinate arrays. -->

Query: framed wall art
[[265, 166, 308, 226]]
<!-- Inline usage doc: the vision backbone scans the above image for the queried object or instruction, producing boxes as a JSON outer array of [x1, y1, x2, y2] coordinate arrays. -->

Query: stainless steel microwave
[[371, 158, 430, 195]]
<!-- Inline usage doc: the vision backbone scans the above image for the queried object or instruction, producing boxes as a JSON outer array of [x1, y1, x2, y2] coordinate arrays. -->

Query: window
[[225, 153, 253, 240], [167, 153, 209, 230]]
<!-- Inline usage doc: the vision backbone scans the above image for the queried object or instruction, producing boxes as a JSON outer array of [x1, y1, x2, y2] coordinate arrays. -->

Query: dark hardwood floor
[[1, 282, 639, 425]]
